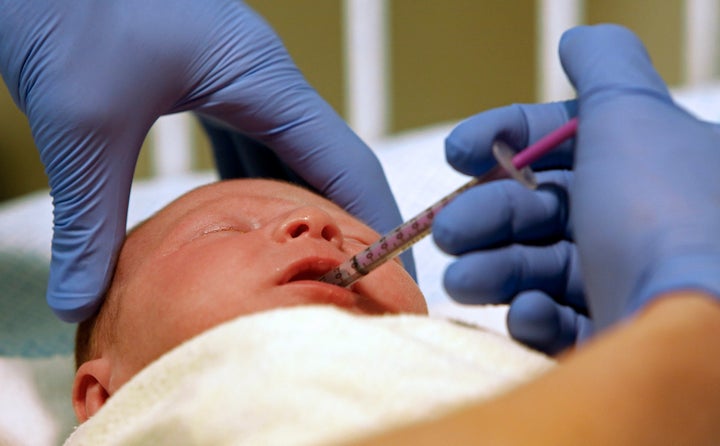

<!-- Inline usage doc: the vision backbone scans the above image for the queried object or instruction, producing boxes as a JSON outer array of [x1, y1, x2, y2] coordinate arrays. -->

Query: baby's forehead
[[173, 179, 331, 214]]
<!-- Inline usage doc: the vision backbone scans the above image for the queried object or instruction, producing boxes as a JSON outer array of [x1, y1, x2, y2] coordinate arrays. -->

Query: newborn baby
[[72, 178, 427, 422]]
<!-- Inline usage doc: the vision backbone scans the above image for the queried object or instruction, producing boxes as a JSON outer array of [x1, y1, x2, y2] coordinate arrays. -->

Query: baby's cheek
[[378, 263, 428, 314]]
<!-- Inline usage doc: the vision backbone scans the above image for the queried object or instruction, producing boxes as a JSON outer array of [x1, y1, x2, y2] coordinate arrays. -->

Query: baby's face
[[108, 179, 426, 387]]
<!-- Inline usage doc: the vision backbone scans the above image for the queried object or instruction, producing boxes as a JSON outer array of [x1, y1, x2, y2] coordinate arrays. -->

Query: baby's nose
[[272, 207, 343, 248]]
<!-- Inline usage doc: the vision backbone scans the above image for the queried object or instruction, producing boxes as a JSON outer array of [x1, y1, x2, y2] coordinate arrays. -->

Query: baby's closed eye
[[200, 224, 248, 236], [162, 219, 256, 256]]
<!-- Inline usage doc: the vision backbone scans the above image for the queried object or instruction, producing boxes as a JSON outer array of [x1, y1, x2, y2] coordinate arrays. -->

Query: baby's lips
[[279, 256, 344, 285]]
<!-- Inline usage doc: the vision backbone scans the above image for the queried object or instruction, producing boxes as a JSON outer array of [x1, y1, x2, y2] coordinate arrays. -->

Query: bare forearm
[[351, 292, 720, 445]]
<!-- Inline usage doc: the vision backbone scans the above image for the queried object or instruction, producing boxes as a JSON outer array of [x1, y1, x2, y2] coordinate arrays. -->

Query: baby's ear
[[72, 358, 112, 423]]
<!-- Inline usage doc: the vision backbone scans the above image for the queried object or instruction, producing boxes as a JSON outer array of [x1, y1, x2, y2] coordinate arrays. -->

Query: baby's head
[[72, 178, 426, 422]]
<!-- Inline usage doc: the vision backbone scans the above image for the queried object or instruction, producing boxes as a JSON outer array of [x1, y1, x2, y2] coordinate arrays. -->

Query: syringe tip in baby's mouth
[[317, 259, 366, 288], [318, 193, 446, 288]]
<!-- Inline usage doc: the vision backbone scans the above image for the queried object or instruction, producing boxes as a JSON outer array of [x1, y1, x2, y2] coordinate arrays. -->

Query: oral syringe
[[318, 118, 578, 288]]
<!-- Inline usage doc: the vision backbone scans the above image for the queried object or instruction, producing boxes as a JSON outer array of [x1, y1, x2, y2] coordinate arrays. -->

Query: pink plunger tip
[[511, 117, 578, 169]]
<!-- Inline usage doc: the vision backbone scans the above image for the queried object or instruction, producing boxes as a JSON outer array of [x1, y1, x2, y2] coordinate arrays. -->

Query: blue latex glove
[[0, 0, 414, 322], [434, 24, 720, 354]]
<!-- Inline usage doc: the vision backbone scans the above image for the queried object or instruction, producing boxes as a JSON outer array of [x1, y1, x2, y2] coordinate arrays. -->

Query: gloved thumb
[[559, 24, 672, 104]]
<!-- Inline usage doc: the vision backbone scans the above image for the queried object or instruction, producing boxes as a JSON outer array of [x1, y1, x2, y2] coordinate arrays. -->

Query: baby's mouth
[[282, 258, 343, 285], [288, 267, 328, 282], [281, 257, 391, 315]]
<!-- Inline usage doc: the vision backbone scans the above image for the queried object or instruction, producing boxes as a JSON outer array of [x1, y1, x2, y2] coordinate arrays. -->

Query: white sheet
[[0, 355, 76, 446], [64, 306, 553, 446]]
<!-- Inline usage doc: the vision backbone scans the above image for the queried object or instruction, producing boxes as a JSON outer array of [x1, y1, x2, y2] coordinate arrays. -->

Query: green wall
[[390, 0, 537, 131], [0, 0, 688, 201], [587, 0, 683, 85], [0, 87, 45, 200]]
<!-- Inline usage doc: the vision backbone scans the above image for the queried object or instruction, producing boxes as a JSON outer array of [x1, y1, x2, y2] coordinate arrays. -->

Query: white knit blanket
[[64, 306, 554, 445]]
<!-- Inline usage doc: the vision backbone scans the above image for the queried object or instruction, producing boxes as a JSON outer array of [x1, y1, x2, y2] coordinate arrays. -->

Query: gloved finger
[[433, 170, 572, 255], [188, 7, 414, 278], [443, 241, 585, 311], [444, 101, 577, 178], [507, 291, 595, 356], [560, 24, 672, 105], [36, 123, 147, 322]]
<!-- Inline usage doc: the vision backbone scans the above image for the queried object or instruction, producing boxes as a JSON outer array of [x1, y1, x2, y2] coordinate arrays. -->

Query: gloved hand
[[434, 103, 593, 355], [434, 24, 720, 354], [0, 0, 413, 322]]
